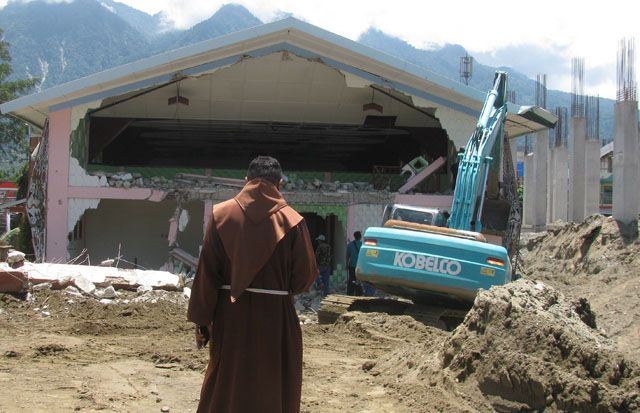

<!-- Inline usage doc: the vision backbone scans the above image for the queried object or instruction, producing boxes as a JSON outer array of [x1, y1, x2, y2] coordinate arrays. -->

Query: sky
[[2, 0, 639, 99]]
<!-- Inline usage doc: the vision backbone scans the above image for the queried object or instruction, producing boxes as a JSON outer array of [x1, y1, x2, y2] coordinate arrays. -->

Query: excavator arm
[[448, 71, 508, 232]]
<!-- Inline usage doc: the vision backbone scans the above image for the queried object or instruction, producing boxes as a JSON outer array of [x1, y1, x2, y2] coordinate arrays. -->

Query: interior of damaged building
[[1, 9, 639, 413]]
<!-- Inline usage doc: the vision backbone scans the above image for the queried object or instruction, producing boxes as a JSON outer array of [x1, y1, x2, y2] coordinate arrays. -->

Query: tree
[[0, 27, 39, 180]]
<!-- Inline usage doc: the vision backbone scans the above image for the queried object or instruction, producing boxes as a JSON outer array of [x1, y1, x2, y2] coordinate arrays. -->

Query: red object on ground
[[0, 269, 28, 293]]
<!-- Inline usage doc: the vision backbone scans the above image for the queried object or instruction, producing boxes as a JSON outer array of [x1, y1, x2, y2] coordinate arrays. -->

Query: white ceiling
[[95, 52, 444, 129]]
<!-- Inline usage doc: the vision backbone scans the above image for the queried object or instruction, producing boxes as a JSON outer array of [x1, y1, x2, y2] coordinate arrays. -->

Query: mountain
[[170, 4, 262, 49], [358, 28, 615, 142], [0, 0, 150, 90], [99, 0, 174, 39]]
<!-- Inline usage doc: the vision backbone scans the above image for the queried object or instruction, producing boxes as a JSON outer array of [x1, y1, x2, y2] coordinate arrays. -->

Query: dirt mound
[[442, 279, 640, 412], [521, 215, 640, 361], [522, 215, 639, 278]]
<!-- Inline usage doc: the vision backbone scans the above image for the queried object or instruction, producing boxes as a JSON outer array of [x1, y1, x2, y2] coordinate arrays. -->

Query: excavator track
[[318, 294, 469, 331]]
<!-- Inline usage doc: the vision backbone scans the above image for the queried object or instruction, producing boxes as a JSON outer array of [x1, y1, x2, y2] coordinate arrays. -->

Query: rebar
[[571, 58, 585, 117], [586, 95, 600, 140], [617, 38, 637, 102], [554, 107, 568, 147]]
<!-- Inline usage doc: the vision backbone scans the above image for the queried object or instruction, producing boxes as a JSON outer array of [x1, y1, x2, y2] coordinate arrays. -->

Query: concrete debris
[[100, 259, 115, 267], [73, 275, 97, 296], [64, 286, 82, 297], [1, 262, 184, 299], [32, 282, 52, 291], [96, 285, 117, 299], [0, 265, 29, 293], [182, 287, 191, 299], [6, 250, 26, 265], [96, 170, 377, 194]]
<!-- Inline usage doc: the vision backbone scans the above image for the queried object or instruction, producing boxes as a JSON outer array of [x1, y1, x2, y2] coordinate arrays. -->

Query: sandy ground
[[0, 290, 438, 412], [1, 215, 639, 412]]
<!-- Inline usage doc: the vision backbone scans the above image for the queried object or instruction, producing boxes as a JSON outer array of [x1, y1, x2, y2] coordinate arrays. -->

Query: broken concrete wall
[[69, 101, 107, 187], [82, 199, 203, 269]]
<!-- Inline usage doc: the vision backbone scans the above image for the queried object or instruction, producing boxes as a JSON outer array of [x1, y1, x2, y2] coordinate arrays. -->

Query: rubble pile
[[442, 279, 640, 412], [521, 215, 640, 279], [97, 171, 377, 193], [0, 261, 182, 299], [520, 215, 640, 361]]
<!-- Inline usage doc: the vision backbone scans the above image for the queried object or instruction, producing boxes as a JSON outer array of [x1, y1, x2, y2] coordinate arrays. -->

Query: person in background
[[314, 234, 331, 296], [187, 155, 318, 413], [346, 231, 363, 296]]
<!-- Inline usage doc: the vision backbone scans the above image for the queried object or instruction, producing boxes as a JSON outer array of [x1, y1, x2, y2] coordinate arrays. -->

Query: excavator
[[350, 71, 518, 319]]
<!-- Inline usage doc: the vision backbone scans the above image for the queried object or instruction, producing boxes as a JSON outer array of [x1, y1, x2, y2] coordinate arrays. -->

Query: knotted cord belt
[[219, 284, 289, 296]]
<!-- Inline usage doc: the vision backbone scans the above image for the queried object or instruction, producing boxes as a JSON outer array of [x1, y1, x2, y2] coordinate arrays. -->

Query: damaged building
[[0, 18, 552, 272]]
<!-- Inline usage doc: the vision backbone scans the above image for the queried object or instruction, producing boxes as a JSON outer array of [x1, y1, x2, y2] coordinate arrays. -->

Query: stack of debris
[[442, 279, 639, 412], [95, 171, 376, 193], [1, 260, 182, 300]]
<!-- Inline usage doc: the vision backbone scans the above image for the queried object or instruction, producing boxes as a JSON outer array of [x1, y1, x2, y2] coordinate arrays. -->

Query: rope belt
[[219, 284, 289, 296]]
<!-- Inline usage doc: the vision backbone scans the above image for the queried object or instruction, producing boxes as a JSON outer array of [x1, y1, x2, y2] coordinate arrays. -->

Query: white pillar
[[613, 101, 639, 223], [550, 146, 569, 222], [569, 117, 587, 222], [533, 130, 548, 229], [523, 153, 534, 226], [585, 139, 601, 217], [5, 212, 10, 233]]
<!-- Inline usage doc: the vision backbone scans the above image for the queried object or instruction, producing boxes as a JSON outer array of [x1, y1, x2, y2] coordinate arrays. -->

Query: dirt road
[[0, 290, 442, 412]]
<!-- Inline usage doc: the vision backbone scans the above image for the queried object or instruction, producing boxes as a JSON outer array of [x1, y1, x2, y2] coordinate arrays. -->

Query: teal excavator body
[[356, 72, 514, 305]]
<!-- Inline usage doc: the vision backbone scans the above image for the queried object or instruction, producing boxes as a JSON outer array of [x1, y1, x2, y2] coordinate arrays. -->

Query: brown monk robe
[[188, 178, 318, 413]]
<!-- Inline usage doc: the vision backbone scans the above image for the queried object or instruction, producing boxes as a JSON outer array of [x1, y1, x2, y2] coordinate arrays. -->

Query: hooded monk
[[188, 156, 318, 413]]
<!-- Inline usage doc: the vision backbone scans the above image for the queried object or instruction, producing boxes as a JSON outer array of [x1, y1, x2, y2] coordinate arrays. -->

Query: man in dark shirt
[[314, 234, 331, 296]]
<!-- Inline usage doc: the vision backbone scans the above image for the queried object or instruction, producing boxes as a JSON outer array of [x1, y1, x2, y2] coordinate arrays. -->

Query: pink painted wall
[[45, 109, 72, 261], [68, 187, 166, 201]]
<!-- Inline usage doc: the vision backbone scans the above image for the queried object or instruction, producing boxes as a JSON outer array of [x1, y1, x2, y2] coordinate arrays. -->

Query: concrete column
[[613, 101, 639, 223], [509, 137, 518, 174], [533, 130, 548, 230], [523, 153, 534, 226], [45, 108, 72, 261], [550, 146, 569, 222], [569, 117, 587, 222], [585, 139, 601, 217]]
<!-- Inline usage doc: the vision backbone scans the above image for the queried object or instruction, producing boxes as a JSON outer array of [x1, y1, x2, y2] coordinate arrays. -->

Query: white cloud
[[1, 0, 638, 98]]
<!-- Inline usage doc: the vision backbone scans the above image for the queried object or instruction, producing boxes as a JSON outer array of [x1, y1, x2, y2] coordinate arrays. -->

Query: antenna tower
[[459, 54, 473, 86]]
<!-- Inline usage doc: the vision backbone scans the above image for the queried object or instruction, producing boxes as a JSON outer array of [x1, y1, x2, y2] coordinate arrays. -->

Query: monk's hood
[[235, 179, 288, 223], [213, 178, 302, 299]]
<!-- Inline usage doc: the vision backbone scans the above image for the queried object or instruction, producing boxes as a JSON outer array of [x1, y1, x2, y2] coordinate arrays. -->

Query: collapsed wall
[[442, 279, 639, 412]]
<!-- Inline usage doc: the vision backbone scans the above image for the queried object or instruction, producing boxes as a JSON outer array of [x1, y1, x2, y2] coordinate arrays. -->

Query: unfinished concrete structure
[[613, 39, 639, 224], [0, 18, 553, 269], [530, 75, 549, 230], [549, 107, 569, 222], [522, 75, 551, 230], [569, 58, 587, 223], [584, 95, 601, 217]]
